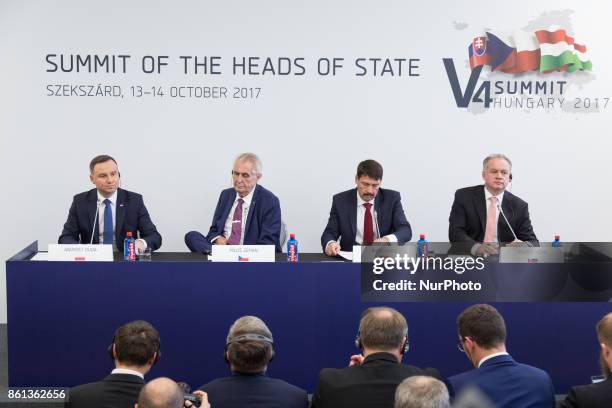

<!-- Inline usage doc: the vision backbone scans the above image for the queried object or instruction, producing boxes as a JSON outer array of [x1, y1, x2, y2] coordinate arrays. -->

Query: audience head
[[394, 376, 450, 408], [225, 316, 274, 373], [110, 320, 161, 374], [457, 304, 507, 368], [597, 312, 612, 379], [135, 377, 183, 408], [356, 307, 408, 361]]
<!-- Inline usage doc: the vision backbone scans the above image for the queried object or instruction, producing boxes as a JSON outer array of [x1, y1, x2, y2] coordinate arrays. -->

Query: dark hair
[[226, 316, 273, 373], [113, 320, 160, 366], [89, 155, 117, 173], [359, 307, 407, 350], [457, 304, 506, 349], [356, 159, 383, 181]]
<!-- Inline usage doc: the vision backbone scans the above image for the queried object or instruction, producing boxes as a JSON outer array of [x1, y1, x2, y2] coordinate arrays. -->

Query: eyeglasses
[[231, 170, 253, 179], [457, 338, 466, 353]]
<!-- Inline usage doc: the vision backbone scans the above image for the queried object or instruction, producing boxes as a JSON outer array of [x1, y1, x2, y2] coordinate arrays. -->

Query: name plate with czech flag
[[212, 245, 275, 262], [48, 244, 114, 262]]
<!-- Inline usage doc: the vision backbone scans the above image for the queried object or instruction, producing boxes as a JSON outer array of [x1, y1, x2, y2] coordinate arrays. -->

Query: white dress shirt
[[219, 188, 254, 245], [97, 190, 117, 246], [111, 368, 144, 379], [478, 351, 509, 368], [96, 190, 147, 250], [484, 186, 505, 244]]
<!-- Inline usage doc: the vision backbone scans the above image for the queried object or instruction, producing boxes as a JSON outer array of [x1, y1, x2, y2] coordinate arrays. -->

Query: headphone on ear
[[354, 332, 409, 355], [107, 335, 161, 365], [224, 333, 275, 364], [509, 173, 513, 182]]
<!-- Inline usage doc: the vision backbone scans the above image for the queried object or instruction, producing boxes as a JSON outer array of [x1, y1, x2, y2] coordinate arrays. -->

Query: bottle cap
[[126, 232, 133, 237], [290, 233, 295, 239], [554, 235, 560, 240], [419, 234, 425, 239]]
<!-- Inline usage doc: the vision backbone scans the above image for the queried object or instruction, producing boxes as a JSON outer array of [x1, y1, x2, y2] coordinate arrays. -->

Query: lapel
[[498, 192, 514, 241], [349, 189, 357, 240], [87, 189, 100, 243], [115, 189, 127, 241], [473, 186, 487, 233], [245, 185, 259, 235], [219, 189, 235, 231]]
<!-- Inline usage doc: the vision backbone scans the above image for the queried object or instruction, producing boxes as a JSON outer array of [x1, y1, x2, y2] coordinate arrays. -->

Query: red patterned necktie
[[228, 198, 244, 245], [363, 202, 373, 245]]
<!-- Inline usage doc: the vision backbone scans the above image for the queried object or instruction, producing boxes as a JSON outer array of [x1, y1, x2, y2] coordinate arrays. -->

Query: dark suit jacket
[[198, 372, 308, 408], [447, 354, 555, 408], [206, 184, 282, 252], [321, 188, 412, 252], [59, 188, 162, 252], [66, 373, 144, 408], [561, 377, 612, 408], [310, 352, 440, 408], [448, 185, 538, 245]]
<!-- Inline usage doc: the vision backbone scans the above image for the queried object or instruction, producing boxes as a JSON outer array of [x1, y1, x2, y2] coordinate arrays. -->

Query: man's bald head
[[358, 307, 408, 352], [136, 377, 183, 408]]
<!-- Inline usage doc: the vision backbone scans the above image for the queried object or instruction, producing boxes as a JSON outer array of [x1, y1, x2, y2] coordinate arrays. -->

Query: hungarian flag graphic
[[468, 27, 592, 74]]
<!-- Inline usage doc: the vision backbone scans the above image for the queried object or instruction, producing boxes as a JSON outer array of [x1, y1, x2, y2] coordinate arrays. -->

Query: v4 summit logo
[[444, 27, 592, 108]]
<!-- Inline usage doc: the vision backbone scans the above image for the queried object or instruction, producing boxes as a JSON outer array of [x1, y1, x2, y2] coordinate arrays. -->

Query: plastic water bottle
[[124, 231, 136, 261], [417, 234, 428, 257], [552, 235, 562, 248], [287, 233, 299, 263]]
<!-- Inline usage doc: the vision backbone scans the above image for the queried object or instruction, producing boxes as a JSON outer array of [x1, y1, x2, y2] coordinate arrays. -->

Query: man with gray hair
[[311, 307, 440, 408], [185, 152, 282, 253], [394, 376, 450, 408], [197, 316, 308, 408], [448, 153, 537, 256]]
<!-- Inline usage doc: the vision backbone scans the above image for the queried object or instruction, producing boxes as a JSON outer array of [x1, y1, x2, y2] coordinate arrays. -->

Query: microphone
[[89, 200, 101, 244], [373, 210, 381, 240], [497, 202, 518, 241]]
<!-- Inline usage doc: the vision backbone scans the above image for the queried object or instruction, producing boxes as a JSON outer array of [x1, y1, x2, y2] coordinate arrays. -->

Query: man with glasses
[[185, 153, 281, 253], [448, 304, 555, 407]]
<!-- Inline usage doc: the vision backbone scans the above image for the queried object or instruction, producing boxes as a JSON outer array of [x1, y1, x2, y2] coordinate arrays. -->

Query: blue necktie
[[103, 199, 113, 245]]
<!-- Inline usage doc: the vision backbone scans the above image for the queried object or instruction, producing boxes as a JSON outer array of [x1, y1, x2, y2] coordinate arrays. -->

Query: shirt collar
[[97, 190, 117, 205], [484, 186, 504, 206], [111, 368, 144, 379], [478, 351, 509, 368], [235, 186, 255, 207], [356, 190, 375, 208]]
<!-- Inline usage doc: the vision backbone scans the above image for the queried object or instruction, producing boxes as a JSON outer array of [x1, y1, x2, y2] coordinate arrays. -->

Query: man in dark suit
[[58, 155, 162, 253], [198, 316, 308, 408], [311, 307, 440, 408], [561, 312, 612, 408], [448, 304, 555, 408], [66, 320, 161, 408], [185, 153, 281, 253], [321, 160, 412, 255], [448, 154, 537, 256]]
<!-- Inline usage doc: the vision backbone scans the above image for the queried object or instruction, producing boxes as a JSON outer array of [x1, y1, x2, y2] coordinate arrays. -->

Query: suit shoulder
[[267, 377, 308, 395], [72, 189, 94, 201], [332, 189, 355, 201], [379, 188, 401, 200], [120, 188, 143, 200], [69, 380, 104, 395], [256, 184, 280, 201], [504, 190, 528, 207], [454, 185, 482, 197]]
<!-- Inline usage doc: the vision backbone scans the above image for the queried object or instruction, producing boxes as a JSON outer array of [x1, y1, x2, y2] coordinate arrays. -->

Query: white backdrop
[[1, 0, 611, 322]]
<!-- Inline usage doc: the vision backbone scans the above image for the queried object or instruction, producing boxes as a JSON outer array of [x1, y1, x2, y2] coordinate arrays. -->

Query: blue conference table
[[6, 242, 611, 393]]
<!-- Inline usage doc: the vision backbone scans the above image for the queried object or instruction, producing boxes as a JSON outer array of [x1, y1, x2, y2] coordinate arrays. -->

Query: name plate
[[499, 247, 564, 264], [212, 245, 275, 262], [48, 244, 114, 262]]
